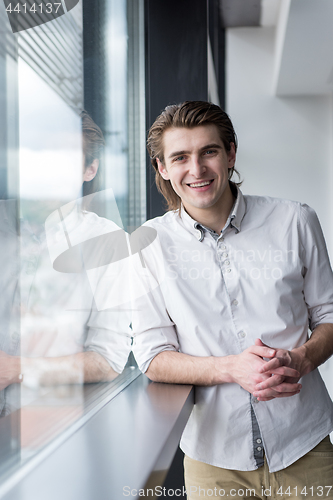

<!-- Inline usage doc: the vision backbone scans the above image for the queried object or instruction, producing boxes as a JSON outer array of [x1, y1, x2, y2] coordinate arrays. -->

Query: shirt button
[[232, 299, 238, 306], [225, 260, 230, 266], [222, 252, 228, 258], [226, 268, 232, 273], [252, 397, 259, 404], [221, 245, 227, 250], [256, 438, 262, 444], [257, 446, 262, 452], [238, 331, 246, 339]]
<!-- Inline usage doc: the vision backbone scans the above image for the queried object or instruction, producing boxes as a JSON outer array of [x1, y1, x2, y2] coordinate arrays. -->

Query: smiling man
[[156, 125, 235, 233], [132, 101, 333, 500]]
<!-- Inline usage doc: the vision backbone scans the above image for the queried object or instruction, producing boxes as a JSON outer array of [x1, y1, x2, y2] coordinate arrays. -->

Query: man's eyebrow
[[168, 143, 223, 160], [168, 150, 190, 159], [199, 143, 223, 151]]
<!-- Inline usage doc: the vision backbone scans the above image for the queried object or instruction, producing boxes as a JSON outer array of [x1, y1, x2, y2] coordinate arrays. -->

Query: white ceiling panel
[[273, 0, 333, 95]]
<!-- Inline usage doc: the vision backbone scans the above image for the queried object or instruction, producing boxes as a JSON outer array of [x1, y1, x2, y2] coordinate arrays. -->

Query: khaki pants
[[184, 436, 333, 500]]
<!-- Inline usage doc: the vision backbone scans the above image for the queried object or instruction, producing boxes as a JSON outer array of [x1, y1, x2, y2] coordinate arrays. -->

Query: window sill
[[0, 373, 194, 500]]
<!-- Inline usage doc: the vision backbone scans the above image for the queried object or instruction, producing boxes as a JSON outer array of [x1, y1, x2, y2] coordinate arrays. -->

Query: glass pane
[[0, 0, 145, 484]]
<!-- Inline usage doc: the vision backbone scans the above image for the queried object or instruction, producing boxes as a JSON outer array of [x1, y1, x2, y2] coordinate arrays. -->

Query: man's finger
[[254, 375, 284, 390], [255, 371, 299, 391], [256, 390, 300, 401], [259, 354, 293, 373], [271, 382, 302, 393], [249, 345, 276, 358], [259, 358, 281, 372], [263, 366, 300, 378], [254, 382, 302, 399], [253, 375, 284, 390]]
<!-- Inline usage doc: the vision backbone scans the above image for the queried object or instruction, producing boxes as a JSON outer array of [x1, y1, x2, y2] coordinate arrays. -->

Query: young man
[[132, 101, 333, 499]]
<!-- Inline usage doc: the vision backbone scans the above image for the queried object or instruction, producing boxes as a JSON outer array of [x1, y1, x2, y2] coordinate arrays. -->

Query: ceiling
[[219, 0, 261, 27], [219, 0, 281, 27], [273, 0, 333, 96], [220, 0, 333, 96]]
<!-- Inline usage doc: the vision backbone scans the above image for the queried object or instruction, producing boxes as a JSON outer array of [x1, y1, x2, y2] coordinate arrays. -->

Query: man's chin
[[183, 199, 216, 212]]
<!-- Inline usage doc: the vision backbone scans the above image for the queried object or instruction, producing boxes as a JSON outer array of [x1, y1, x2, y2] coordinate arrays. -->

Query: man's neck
[[183, 183, 236, 234]]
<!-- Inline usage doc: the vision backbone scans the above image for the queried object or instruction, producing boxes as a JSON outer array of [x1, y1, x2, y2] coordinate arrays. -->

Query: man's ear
[[83, 158, 99, 182], [156, 158, 169, 180], [228, 143, 236, 169]]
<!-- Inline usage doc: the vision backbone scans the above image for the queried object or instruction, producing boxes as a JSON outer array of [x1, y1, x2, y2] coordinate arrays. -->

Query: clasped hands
[[231, 339, 305, 402]]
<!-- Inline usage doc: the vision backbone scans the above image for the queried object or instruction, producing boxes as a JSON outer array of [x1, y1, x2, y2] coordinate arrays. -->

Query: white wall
[[226, 26, 333, 400]]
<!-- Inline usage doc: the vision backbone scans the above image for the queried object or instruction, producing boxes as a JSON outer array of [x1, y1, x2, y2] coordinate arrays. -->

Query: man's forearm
[[292, 323, 333, 377], [145, 345, 299, 399], [146, 350, 233, 385]]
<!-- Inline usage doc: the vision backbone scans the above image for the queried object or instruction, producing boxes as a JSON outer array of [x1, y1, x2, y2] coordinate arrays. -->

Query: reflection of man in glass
[[0, 111, 131, 395]]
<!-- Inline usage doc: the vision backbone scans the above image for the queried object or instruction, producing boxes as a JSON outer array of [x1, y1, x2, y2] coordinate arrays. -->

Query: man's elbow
[[144, 355, 165, 382], [141, 351, 176, 383], [145, 364, 159, 382]]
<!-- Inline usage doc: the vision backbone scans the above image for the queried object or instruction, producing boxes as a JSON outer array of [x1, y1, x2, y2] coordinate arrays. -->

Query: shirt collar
[[179, 185, 246, 241], [229, 185, 246, 232]]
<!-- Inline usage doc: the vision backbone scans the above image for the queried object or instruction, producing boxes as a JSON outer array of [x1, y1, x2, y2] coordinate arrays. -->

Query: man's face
[[157, 125, 235, 218]]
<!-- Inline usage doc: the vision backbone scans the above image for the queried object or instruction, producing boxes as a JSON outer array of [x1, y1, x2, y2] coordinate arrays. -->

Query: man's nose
[[189, 156, 206, 177]]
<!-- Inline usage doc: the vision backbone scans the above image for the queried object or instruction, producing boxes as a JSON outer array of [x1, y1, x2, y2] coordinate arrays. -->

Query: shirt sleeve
[[298, 204, 333, 330], [84, 315, 132, 374], [131, 229, 180, 373]]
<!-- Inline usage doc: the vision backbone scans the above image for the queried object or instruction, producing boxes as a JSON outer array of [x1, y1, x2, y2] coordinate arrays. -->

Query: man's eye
[[204, 150, 216, 155], [175, 156, 185, 162]]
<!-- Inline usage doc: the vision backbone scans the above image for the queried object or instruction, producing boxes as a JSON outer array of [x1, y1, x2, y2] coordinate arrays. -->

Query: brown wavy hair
[[147, 101, 241, 211], [81, 110, 105, 198]]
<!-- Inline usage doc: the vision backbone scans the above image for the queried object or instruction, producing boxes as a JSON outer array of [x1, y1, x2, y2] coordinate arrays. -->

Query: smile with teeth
[[188, 180, 213, 188]]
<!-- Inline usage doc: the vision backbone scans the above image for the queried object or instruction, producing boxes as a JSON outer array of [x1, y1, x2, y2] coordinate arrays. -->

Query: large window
[[0, 0, 145, 485]]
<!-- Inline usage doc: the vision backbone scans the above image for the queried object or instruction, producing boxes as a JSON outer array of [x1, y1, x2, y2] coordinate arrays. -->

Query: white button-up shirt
[[132, 188, 333, 472]]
